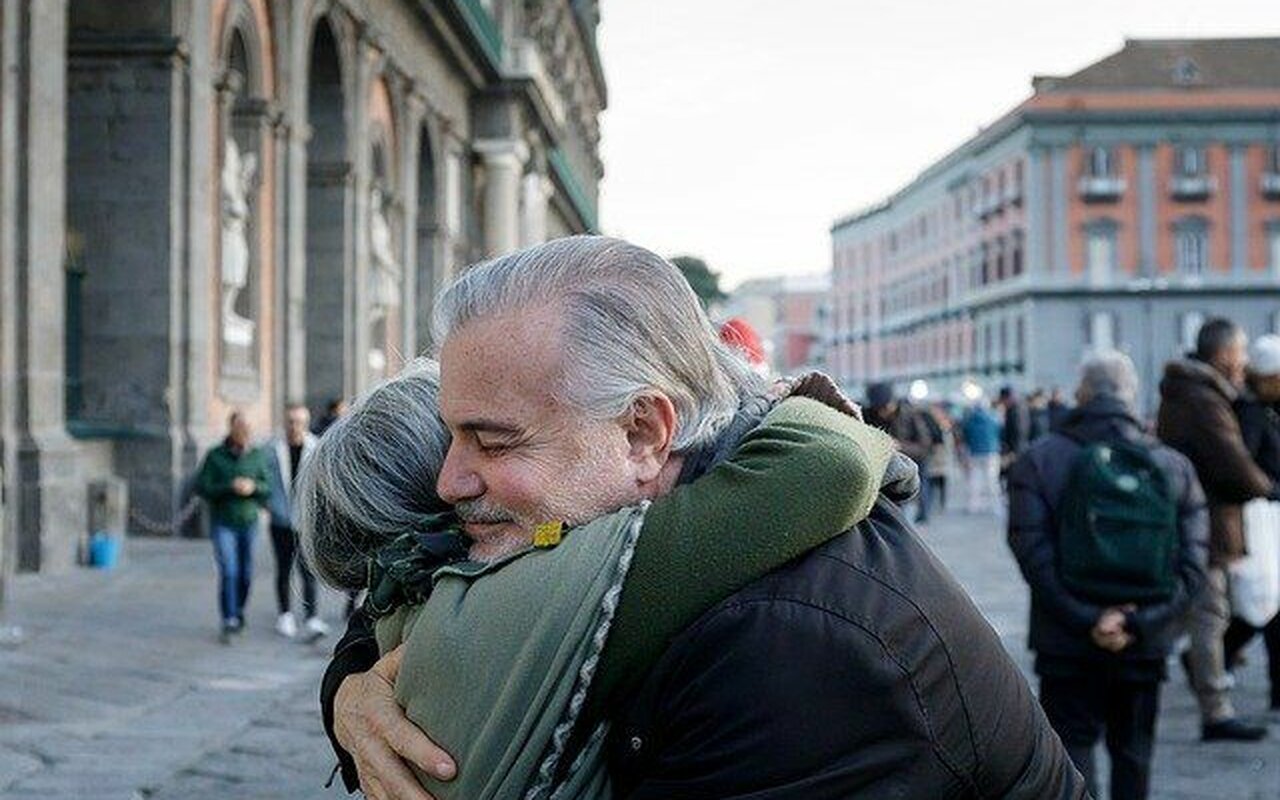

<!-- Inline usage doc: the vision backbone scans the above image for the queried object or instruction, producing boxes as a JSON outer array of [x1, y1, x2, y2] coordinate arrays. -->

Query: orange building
[[829, 38, 1280, 409]]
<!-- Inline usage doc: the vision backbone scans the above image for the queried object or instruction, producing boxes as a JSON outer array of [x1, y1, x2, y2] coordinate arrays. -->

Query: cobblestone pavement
[[0, 535, 346, 800], [1, 509, 1277, 799]]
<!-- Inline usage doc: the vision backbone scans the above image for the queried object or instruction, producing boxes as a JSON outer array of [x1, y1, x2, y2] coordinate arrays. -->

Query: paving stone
[[2, 514, 1277, 799]]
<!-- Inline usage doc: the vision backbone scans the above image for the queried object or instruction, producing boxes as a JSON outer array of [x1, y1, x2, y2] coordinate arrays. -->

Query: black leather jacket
[[323, 496, 1087, 799], [603, 498, 1088, 799]]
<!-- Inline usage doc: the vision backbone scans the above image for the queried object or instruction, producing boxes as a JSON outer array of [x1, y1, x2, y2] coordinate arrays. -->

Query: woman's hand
[[333, 645, 457, 800]]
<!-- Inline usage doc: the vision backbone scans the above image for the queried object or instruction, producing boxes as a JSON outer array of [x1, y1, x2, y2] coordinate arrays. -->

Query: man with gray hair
[[321, 236, 1087, 799], [1008, 350, 1209, 799]]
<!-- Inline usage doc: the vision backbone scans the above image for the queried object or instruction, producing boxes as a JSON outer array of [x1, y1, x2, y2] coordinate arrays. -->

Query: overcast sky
[[595, 0, 1279, 290]]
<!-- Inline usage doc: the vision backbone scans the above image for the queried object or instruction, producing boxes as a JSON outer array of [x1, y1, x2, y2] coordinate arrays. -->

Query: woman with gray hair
[[294, 358, 894, 799]]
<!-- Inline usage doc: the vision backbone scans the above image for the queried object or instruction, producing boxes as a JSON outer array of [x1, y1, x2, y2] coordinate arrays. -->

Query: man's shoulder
[[685, 502, 972, 653]]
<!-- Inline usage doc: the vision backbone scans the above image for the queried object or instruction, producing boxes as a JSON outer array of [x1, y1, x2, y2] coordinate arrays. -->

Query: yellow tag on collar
[[533, 521, 564, 548]]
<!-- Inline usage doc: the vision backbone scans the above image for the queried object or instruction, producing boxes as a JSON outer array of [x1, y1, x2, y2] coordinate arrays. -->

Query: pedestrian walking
[[264, 404, 328, 641], [923, 401, 954, 513], [998, 385, 1032, 475], [1224, 333, 1280, 711], [1157, 317, 1277, 741], [865, 381, 936, 523], [960, 397, 1003, 514], [194, 411, 271, 643], [1048, 387, 1073, 432], [1028, 389, 1052, 443], [1008, 351, 1208, 800]]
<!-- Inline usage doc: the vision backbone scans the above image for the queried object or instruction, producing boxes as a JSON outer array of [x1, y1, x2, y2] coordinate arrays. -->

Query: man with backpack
[[1159, 318, 1278, 741], [1008, 351, 1208, 800]]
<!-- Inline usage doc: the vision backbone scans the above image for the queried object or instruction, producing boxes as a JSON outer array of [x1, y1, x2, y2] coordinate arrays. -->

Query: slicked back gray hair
[[433, 236, 763, 451], [1077, 350, 1140, 409], [295, 358, 451, 590]]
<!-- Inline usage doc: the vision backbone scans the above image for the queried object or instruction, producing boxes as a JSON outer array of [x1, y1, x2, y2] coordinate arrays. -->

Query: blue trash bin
[[89, 531, 121, 569]]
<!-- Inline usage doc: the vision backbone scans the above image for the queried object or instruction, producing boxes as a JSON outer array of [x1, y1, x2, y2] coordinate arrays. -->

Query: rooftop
[[831, 36, 1280, 233], [1033, 37, 1280, 92]]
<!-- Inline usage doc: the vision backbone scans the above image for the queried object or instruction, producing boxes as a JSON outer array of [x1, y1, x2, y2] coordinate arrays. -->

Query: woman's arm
[[589, 396, 893, 715]]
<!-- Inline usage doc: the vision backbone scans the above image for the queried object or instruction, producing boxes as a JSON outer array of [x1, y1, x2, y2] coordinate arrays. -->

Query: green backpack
[[1057, 438, 1178, 605]]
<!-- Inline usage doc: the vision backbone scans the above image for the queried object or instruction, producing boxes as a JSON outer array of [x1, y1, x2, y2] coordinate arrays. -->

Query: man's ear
[[623, 393, 677, 483]]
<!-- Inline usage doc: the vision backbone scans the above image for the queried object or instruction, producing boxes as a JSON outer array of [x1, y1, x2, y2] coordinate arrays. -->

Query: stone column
[[474, 139, 527, 257], [5, 0, 86, 571], [396, 83, 425, 360], [283, 0, 312, 407]]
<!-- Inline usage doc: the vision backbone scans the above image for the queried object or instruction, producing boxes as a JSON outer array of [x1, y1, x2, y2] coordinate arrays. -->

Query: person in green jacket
[[195, 410, 271, 642], [296, 359, 894, 798]]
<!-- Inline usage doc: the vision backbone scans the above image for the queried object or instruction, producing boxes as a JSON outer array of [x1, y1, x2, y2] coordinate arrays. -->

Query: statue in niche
[[221, 137, 257, 349], [368, 184, 402, 376]]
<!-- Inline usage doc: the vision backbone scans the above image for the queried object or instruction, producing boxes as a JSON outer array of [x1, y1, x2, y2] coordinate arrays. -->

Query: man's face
[[436, 305, 644, 562], [229, 416, 251, 448], [285, 408, 310, 444], [1215, 333, 1249, 389]]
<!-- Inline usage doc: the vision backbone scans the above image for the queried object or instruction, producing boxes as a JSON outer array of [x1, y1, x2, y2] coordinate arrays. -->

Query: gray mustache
[[454, 501, 516, 525]]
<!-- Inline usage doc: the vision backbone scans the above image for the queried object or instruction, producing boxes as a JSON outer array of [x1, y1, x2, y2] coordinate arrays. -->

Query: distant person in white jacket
[[265, 404, 327, 639]]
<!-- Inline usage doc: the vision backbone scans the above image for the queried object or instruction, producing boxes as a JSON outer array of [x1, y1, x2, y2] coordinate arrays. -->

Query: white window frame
[[1089, 146, 1113, 177], [1269, 224, 1280, 276], [1086, 226, 1117, 285], [1175, 224, 1208, 275], [1178, 145, 1204, 177]]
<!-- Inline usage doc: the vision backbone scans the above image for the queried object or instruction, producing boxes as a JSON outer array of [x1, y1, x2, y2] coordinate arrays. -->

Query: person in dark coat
[[1048, 387, 1073, 432], [865, 381, 936, 523], [998, 385, 1031, 472], [1157, 317, 1277, 740], [1027, 389, 1051, 442], [1225, 333, 1280, 711], [1008, 351, 1208, 799]]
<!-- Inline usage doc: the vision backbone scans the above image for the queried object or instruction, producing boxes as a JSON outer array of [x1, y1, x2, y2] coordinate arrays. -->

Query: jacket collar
[[1060, 395, 1147, 443], [1162, 357, 1239, 402]]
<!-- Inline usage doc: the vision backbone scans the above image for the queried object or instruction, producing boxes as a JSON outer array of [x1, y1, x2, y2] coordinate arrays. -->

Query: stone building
[[828, 38, 1280, 410], [0, 0, 606, 576]]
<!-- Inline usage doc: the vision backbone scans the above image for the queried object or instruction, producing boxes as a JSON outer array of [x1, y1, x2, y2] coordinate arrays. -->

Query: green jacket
[[374, 397, 892, 799], [195, 440, 271, 528]]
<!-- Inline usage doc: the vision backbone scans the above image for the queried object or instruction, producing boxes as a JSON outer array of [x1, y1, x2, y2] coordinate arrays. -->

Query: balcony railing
[[1261, 172, 1280, 199], [1170, 175, 1215, 200], [1077, 175, 1126, 201]]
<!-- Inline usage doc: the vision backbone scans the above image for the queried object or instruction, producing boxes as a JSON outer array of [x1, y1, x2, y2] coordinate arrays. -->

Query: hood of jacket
[[1160, 357, 1238, 406], [1057, 395, 1149, 446]]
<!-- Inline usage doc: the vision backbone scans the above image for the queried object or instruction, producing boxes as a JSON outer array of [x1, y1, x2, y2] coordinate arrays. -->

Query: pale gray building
[[0, 0, 606, 577]]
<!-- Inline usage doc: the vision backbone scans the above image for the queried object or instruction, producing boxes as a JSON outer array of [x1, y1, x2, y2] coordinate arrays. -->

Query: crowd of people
[[184, 233, 1276, 799], [858, 318, 1279, 800]]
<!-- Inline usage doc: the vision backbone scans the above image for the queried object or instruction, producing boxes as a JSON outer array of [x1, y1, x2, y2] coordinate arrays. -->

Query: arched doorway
[[303, 17, 350, 417]]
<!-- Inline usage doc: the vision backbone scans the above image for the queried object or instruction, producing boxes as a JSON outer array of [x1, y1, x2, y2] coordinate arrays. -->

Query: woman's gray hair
[[294, 358, 451, 590], [433, 235, 763, 452], [1077, 350, 1140, 408]]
